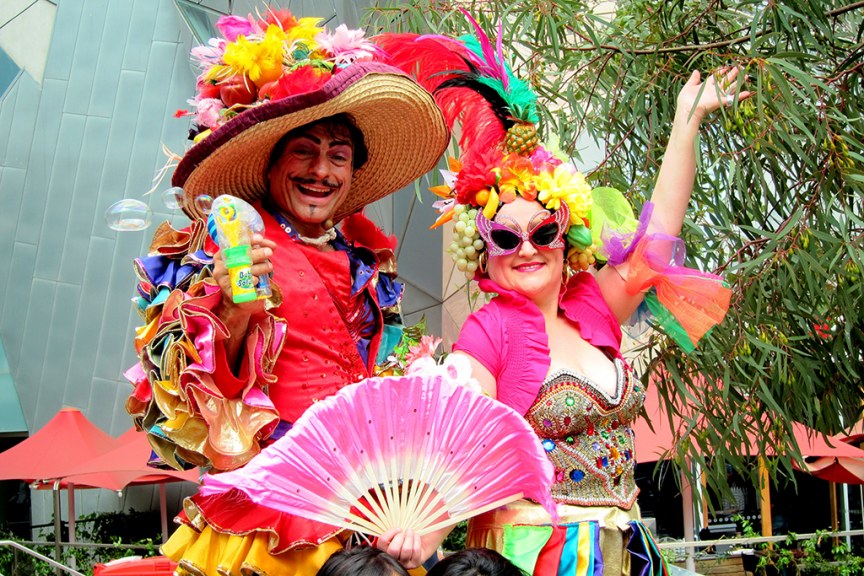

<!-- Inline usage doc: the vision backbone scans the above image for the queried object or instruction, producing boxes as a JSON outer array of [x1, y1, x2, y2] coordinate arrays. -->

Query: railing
[[0, 540, 85, 576], [655, 529, 864, 573], [655, 528, 864, 550]]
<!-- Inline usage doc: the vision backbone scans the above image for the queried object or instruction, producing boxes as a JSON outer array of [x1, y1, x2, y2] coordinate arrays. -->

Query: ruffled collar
[[477, 274, 622, 356], [474, 274, 623, 415]]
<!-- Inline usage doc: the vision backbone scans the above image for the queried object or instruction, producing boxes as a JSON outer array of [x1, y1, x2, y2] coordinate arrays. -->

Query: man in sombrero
[[124, 10, 447, 575]]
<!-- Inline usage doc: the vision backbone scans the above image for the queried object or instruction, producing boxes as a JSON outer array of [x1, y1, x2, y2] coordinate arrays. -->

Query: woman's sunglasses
[[476, 202, 570, 257]]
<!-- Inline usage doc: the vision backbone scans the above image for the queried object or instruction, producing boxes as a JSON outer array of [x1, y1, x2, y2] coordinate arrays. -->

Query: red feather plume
[[374, 33, 507, 164]]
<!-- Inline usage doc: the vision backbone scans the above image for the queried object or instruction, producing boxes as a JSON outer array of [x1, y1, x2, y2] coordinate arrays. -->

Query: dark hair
[[316, 546, 410, 576], [269, 113, 369, 171], [426, 549, 527, 576]]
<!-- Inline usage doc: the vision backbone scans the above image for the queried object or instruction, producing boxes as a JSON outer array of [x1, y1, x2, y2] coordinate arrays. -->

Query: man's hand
[[212, 233, 277, 319]]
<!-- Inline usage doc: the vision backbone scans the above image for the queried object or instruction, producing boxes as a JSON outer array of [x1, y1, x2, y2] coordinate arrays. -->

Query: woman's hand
[[376, 528, 423, 570], [677, 67, 753, 126], [375, 525, 450, 570]]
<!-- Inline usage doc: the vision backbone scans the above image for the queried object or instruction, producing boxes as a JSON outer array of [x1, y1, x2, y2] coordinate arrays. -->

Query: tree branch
[[560, 2, 863, 56]]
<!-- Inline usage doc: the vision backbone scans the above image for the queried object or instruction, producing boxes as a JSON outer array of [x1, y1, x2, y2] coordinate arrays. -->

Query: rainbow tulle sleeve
[[603, 203, 732, 352], [124, 220, 283, 472]]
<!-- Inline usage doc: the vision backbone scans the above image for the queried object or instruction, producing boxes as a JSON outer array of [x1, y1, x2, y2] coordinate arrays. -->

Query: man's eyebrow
[[294, 134, 352, 149]]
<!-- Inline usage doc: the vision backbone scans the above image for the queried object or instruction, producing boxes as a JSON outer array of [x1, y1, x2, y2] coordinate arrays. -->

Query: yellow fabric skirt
[[162, 525, 429, 576], [466, 500, 643, 576], [162, 524, 342, 576]]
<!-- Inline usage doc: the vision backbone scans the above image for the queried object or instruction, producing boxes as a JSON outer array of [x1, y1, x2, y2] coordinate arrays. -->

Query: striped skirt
[[466, 500, 668, 576]]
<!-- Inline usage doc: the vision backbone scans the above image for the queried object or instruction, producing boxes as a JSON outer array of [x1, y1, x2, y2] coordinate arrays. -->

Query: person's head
[[479, 195, 569, 306], [168, 14, 448, 223], [317, 546, 409, 576], [426, 548, 527, 576], [267, 114, 369, 234]]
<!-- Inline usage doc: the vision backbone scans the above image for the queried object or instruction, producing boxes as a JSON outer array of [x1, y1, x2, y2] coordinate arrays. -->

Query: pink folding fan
[[200, 372, 556, 536]]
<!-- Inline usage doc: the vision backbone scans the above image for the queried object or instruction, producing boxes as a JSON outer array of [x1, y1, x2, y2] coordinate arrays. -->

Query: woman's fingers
[[686, 69, 701, 87], [377, 528, 423, 569]]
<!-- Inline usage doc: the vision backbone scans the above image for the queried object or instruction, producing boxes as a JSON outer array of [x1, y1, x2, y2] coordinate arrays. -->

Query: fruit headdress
[[376, 13, 631, 278]]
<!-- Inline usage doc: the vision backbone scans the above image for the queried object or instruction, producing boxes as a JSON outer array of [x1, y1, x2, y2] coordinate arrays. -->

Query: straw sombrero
[[174, 62, 449, 221]]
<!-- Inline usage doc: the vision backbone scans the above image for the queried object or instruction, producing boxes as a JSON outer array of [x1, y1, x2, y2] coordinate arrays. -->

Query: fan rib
[[417, 492, 526, 536], [198, 374, 557, 537]]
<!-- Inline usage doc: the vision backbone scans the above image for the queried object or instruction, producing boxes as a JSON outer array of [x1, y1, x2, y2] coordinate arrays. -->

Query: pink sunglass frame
[[476, 202, 570, 257]]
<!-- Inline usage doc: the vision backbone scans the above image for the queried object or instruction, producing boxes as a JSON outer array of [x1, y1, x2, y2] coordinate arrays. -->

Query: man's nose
[[308, 152, 329, 178]]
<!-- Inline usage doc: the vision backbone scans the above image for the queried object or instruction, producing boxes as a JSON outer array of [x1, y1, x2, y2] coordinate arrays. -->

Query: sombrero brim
[[173, 62, 449, 221]]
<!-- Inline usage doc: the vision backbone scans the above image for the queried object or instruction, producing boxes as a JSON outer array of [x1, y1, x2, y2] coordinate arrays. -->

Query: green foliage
[[365, 0, 864, 498], [442, 520, 467, 552], [0, 510, 161, 575]]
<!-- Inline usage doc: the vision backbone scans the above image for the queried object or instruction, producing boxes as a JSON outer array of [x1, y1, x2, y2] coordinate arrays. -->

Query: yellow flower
[[203, 64, 231, 83], [222, 28, 284, 85], [288, 17, 324, 48], [535, 165, 593, 224]]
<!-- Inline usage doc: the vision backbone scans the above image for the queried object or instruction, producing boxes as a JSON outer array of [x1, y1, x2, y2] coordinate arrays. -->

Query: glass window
[[173, 0, 224, 44], [0, 47, 21, 103]]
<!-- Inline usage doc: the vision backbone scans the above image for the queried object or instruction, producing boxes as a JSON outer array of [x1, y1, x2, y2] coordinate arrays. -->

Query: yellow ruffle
[[163, 525, 342, 576]]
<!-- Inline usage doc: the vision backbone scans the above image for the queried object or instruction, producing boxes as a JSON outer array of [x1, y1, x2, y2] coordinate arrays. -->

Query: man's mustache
[[294, 177, 340, 189]]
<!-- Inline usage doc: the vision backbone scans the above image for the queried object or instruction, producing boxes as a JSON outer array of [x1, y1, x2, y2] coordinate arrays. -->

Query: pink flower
[[315, 25, 380, 66], [405, 335, 442, 366], [530, 145, 562, 172], [216, 15, 254, 42], [191, 38, 226, 68], [194, 98, 224, 129]]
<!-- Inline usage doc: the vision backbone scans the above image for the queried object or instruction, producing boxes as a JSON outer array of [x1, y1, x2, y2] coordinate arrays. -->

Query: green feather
[[459, 35, 539, 124]]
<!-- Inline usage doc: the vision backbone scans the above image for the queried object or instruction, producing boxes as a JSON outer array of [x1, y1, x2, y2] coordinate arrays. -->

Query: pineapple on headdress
[[375, 12, 614, 278]]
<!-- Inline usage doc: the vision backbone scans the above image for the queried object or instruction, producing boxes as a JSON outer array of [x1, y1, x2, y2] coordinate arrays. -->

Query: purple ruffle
[[602, 202, 653, 266]]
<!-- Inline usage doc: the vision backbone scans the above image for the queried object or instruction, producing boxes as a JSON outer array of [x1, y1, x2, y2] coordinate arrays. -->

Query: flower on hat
[[193, 98, 225, 129], [287, 17, 324, 46], [222, 25, 285, 85], [184, 9, 379, 136], [455, 149, 504, 205], [216, 15, 254, 42], [316, 25, 381, 66], [258, 8, 297, 31]]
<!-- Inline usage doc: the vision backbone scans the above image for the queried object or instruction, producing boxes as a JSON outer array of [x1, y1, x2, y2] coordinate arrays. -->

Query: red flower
[[174, 109, 190, 118], [259, 8, 297, 31], [454, 148, 503, 205], [263, 66, 331, 101], [813, 322, 832, 340]]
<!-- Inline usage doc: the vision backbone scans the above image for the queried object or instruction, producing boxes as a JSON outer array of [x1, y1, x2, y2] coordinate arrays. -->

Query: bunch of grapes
[[567, 244, 597, 271], [449, 203, 485, 279]]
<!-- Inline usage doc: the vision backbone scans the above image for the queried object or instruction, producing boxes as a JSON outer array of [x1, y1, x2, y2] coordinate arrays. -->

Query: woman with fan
[[375, 16, 747, 576]]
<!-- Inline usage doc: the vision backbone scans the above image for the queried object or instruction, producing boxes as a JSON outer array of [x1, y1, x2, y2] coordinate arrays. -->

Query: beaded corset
[[525, 359, 645, 509]]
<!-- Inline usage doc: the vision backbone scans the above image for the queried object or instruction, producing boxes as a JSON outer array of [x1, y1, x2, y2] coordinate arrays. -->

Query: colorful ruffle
[[603, 203, 732, 352], [125, 220, 284, 471], [162, 523, 342, 576]]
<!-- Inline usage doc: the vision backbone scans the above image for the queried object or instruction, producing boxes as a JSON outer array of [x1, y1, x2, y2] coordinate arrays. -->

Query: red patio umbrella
[[54, 428, 200, 541], [0, 407, 120, 564], [57, 428, 199, 491], [0, 407, 116, 482], [798, 456, 864, 485]]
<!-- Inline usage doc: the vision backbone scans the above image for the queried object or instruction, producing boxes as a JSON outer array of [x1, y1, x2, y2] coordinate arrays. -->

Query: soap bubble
[[162, 187, 184, 210], [195, 194, 213, 215], [105, 199, 152, 231]]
